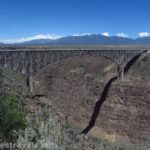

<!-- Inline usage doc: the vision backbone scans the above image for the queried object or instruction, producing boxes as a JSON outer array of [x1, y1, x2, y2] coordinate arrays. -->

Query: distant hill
[[19, 34, 136, 45], [19, 34, 150, 45], [0, 43, 5, 45], [1, 34, 150, 45], [135, 37, 150, 44]]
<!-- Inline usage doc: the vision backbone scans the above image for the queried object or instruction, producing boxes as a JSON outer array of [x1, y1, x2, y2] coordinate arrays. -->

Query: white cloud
[[72, 33, 92, 36], [138, 32, 150, 38], [81, 33, 92, 36], [101, 32, 109, 37], [1, 34, 62, 44], [116, 33, 128, 38], [72, 34, 80, 36]]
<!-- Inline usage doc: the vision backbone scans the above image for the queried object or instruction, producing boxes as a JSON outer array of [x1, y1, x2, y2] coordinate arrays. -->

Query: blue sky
[[0, 0, 150, 43]]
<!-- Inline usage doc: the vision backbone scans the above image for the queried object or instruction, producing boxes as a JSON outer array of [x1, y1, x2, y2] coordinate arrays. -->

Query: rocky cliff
[[34, 53, 150, 149]]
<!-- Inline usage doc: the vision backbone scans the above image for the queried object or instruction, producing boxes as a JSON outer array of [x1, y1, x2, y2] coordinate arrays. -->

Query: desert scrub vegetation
[[142, 54, 150, 62], [0, 88, 27, 143], [92, 137, 128, 150], [16, 104, 141, 150], [142, 55, 149, 62], [15, 106, 96, 150], [0, 86, 148, 149]]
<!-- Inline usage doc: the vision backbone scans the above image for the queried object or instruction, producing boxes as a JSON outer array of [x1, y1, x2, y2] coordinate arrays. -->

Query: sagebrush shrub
[[0, 89, 26, 142]]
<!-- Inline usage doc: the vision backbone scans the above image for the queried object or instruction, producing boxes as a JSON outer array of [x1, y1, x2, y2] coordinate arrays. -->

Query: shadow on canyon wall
[[81, 53, 142, 134]]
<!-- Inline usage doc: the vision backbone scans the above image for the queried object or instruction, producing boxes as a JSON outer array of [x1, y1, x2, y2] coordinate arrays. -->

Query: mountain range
[[0, 42, 5, 45], [1, 34, 150, 45]]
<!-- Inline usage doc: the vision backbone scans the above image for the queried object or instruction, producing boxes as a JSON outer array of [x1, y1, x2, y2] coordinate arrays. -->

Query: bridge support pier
[[26, 75, 34, 92], [29, 76, 34, 93], [25, 55, 34, 92], [118, 66, 124, 80]]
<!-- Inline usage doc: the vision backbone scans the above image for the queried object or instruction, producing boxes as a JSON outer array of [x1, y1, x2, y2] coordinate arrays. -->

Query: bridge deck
[[0, 45, 150, 51]]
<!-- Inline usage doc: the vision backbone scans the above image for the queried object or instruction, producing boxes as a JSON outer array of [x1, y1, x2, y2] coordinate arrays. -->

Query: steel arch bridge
[[0, 46, 149, 92]]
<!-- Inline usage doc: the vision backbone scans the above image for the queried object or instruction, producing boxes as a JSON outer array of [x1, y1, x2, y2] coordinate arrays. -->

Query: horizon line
[[1, 32, 150, 44]]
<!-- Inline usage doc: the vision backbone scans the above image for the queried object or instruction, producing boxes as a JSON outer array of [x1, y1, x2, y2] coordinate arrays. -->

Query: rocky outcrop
[[34, 54, 150, 149]]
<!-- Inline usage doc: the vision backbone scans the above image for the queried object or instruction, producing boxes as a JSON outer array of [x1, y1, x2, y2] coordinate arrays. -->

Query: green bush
[[119, 148, 125, 150], [142, 56, 149, 62], [0, 89, 26, 142]]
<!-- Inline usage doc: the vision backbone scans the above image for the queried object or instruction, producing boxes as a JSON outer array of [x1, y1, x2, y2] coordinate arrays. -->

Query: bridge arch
[[0, 48, 149, 92]]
